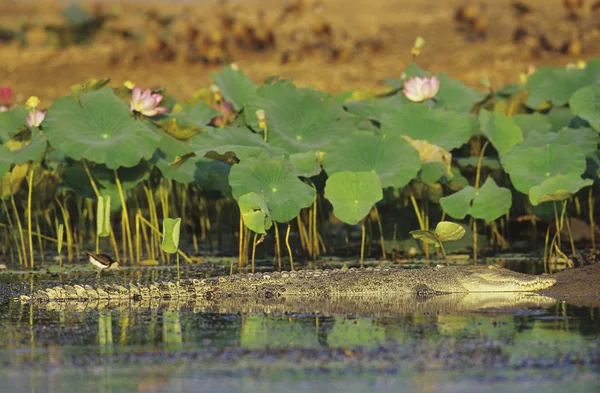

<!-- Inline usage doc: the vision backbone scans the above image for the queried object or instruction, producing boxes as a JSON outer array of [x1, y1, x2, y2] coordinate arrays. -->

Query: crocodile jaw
[[461, 265, 557, 292]]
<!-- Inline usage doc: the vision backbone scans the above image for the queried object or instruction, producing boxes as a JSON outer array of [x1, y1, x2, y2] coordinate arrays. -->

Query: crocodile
[[19, 265, 557, 305]]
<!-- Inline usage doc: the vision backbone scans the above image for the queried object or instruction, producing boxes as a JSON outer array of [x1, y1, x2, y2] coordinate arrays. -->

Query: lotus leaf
[[403, 63, 483, 112], [0, 145, 11, 176], [43, 88, 160, 169], [528, 174, 593, 205], [238, 192, 272, 235], [1, 162, 29, 197], [410, 221, 466, 246], [324, 171, 383, 225], [229, 154, 315, 222], [556, 127, 599, 156], [512, 113, 552, 137], [525, 59, 600, 108], [343, 95, 408, 122], [439, 186, 477, 220], [546, 106, 574, 132], [96, 195, 111, 237], [322, 131, 420, 188], [402, 135, 452, 177], [160, 101, 221, 139], [478, 109, 523, 156], [381, 103, 472, 151], [502, 137, 586, 194], [193, 158, 232, 196], [189, 126, 286, 162], [569, 83, 600, 131], [420, 162, 449, 184], [161, 217, 181, 254], [0, 106, 27, 141], [243, 82, 353, 154], [11, 130, 47, 164], [210, 65, 258, 110], [289, 151, 322, 178]]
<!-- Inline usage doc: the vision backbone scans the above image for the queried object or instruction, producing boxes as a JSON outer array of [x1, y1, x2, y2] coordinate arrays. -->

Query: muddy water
[[0, 274, 599, 393]]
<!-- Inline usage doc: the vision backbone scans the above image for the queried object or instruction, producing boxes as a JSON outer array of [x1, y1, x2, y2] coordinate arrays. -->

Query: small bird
[[86, 252, 120, 278]]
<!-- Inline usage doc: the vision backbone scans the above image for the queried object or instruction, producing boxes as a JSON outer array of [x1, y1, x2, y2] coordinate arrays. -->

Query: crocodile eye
[[414, 284, 434, 298]]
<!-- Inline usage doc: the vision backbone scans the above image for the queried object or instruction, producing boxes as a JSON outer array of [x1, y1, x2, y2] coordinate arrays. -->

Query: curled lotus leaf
[[238, 192, 273, 235], [528, 173, 593, 206], [43, 88, 160, 169], [402, 135, 452, 177]]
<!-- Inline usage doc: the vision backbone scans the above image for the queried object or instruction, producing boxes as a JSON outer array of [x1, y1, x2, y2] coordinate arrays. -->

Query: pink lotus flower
[[0, 106, 7, 112], [0, 86, 12, 104], [130, 87, 168, 117], [402, 75, 440, 102], [26, 110, 45, 127]]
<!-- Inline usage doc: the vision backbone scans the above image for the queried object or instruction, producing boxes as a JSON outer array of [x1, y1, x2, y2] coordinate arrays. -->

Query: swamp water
[[0, 266, 599, 393]]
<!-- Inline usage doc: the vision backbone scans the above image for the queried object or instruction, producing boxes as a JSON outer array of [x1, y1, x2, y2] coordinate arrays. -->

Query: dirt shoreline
[[543, 263, 600, 307]]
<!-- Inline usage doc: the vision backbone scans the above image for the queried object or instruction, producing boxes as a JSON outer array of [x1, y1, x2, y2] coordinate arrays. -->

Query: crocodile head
[[460, 265, 557, 292]]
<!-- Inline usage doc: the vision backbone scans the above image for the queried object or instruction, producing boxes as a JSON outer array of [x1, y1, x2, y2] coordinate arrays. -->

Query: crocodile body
[[19, 265, 557, 305]]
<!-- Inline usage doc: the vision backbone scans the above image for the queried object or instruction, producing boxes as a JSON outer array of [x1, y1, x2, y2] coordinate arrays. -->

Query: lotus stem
[[81, 159, 101, 197], [589, 188, 596, 253], [274, 222, 281, 271], [238, 213, 244, 269], [360, 220, 366, 268], [285, 222, 294, 271], [26, 168, 34, 269], [543, 225, 550, 274], [34, 217, 44, 265], [115, 171, 134, 264], [312, 197, 319, 259], [2, 197, 23, 267], [251, 232, 258, 273], [564, 205, 576, 257], [55, 197, 74, 262], [440, 243, 449, 265], [9, 173, 27, 268], [373, 205, 387, 260], [473, 219, 478, 265]]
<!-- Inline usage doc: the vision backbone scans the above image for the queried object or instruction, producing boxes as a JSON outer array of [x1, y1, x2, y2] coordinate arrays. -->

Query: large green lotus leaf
[[569, 84, 600, 131], [322, 131, 420, 188], [152, 150, 196, 184], [343, 95, 408, 122], [440, 185, 476, 220], [546, 106, 574, 132], [556, 127, 599, 156], [43, 88, 160, 169], [404, 63, 483, 112], [502, 140, 586, 194], [92, 161, 151, 191], [0, 106, 27, 141], [324, 171, 383, 225], [229, 154, 315, 222], [0, 145, 12, 176], [525, 59, 600, 108], [529, 173, 593, 205], [170, 101, 220, 128], [210, 65, 258, 111], [289, 151, 322, 178], [193, 158, 232, 196], [470, 178, 512, 221], [381, 103, 472, 150], [243, 82, 353, 154], [238, 192, 272, 235], [420, 162, 447, 184], [12, 130, 47, 164], [512, 113, 552, 137], [478, 109, 523, 156], [189, 126, 286, 162]]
